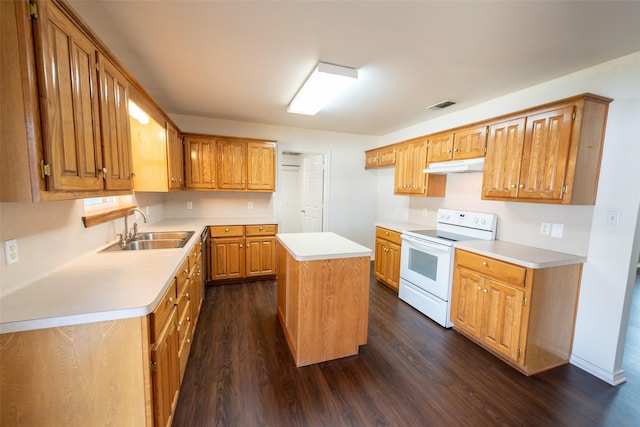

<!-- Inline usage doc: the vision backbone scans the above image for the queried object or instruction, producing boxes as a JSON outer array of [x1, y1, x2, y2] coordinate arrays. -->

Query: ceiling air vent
[[426, 100, 456, 111]]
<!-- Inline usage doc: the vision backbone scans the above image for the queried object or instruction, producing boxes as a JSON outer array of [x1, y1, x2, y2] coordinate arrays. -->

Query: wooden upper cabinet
[[482, 94, 611, 204], [35, 1, 103, 192], [365, 145, 396, 169], [394, 137, 446, 197], [427, 126, 487, 165], [453, 125, 488, 160], [97, 53, 133, 190], [247, 141, 276, 191], [216, 139, 247, 190], [482, 117, 526, 199], [166, 122, 184, 190], [427, 132, 454, 164], [184, 134, 217, 189]]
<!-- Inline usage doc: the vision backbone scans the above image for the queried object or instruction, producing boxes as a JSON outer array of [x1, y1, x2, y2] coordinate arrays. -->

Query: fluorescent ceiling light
[[288, 62, 358, 115], [128, 100, 149, 124]]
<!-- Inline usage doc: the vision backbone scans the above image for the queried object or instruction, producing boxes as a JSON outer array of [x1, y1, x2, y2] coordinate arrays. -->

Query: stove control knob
[[481, 219, 487, 225], [474, 218, 479, 224]]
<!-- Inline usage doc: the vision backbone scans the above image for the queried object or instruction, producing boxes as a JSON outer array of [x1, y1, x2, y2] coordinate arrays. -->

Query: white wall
[[169, 114, 381, 248], [371, 51, 640, 384]]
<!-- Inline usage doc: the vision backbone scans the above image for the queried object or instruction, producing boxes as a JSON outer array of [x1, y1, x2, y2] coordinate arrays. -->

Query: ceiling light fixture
[[288, 62, 358, 115]]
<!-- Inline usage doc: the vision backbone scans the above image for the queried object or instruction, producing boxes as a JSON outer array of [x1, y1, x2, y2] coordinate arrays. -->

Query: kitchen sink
[[101, 231, 194, 252]]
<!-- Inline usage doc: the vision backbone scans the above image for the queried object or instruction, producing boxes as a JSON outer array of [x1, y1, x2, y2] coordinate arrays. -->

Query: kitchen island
[[276, 232, 372, 367]]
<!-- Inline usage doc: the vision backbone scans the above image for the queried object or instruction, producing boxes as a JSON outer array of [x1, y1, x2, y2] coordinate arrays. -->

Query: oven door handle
[[402, 235, 451, 253]]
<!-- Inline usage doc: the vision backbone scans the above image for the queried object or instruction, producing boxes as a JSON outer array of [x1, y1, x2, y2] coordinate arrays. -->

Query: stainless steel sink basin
[[134, 231, 194, 241], [101, 231, 194, 252]]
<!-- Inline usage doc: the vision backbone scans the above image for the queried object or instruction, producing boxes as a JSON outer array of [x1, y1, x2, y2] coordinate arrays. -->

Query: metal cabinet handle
[[482, 261, 488, 266], [477, 286, 482, 290], [483, 288, 488, 293], [167, 297, 173, 305]]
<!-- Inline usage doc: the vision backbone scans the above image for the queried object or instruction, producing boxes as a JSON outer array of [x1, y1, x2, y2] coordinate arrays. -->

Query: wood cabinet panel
[[37, 1, 103, 191], [211, 237, 245, 280], [247, 141, 276, 191], [151, 307, 180, 427], [481, 278, 524, 361], [365, 145, 396, 169], [374, 227, 402, 292], [453, 125, 487, 160], [427, 132, 454, 164], [394, 137, 446, 197], [246, 236, 277, 277], [184, 135, 216, 189], [97, 53, 133, 190], [482, 117, 526, 198], [166, 121, 184, 190], [216, 139, 246, 190]]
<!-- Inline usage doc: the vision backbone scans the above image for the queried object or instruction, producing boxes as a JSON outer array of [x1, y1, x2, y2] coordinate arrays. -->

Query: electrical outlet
[[551, 223, 564, 238], [248, 202, 253, 209], [422, 209, 428, 217], [540, 223, 550, 235], [186, 201, 192, 210], [4, 239, 19, 265]]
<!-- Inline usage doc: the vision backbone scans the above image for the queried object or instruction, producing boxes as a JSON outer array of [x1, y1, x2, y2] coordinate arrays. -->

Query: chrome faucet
[[120, 207, 147, 243]]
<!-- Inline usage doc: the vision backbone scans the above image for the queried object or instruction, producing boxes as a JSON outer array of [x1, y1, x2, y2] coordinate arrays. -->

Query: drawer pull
[[482, 261, 488, 266], [167, 297, 173, 305], [186, 292, 190, 300], [477, 286, 482, 290], [483, 288, 488, 293], [225, 228, 229, 232], [259, 226, 263, 231]]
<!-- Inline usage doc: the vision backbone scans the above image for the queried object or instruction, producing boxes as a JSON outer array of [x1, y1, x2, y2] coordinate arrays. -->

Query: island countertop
[[276, 232, 372, 261]]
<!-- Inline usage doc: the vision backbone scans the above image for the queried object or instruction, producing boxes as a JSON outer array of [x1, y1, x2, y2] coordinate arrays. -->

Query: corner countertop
[[454, 240, 586, 269], [0, 216, 277, 334], [276, 232, 372, 261]]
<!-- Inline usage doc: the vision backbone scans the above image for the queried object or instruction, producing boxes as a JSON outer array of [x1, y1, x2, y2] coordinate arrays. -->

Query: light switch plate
[[540, 223, 550, 235], [4, 239, 19, 265], [605, 210, 620, 225]]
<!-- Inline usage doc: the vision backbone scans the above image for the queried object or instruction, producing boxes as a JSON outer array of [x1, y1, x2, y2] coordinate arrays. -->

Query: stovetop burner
[[401, 209, 498, 246]]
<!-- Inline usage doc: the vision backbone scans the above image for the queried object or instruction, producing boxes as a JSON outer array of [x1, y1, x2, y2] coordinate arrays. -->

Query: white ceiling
[[68, 0, 640, 136]]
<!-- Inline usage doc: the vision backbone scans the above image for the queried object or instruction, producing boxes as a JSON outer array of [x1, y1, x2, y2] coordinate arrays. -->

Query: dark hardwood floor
[[172, 269, 640, 427]]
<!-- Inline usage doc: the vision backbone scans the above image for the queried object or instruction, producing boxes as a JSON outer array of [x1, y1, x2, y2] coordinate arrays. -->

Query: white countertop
[[375, 221, 432, 234], [276, 232, 372, 261], [0, 216, 277, 334], [454, 240, 586, 269]]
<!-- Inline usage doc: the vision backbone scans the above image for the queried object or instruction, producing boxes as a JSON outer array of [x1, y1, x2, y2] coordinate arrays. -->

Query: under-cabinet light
[[128, 100, 149, 124], [287, 62, 358, 115]]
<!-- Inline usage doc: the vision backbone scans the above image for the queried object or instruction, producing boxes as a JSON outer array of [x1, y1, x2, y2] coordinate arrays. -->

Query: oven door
[[399, 235, 452, 300]]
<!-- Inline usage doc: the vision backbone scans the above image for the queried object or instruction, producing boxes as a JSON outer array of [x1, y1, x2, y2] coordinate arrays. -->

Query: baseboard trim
[[570, 354, 627, 386]]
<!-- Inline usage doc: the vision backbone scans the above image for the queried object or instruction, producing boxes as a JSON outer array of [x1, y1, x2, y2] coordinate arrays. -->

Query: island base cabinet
[[451, 249, 582, 375], [0, 318, 149, 426], [277, 245, 370, 367]]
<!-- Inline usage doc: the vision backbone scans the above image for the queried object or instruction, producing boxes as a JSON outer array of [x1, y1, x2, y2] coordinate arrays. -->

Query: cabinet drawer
[[177, 277, 191, 320], [455, 249, 526, 286], [245, 224, 277, 236], [188, 243, 200, 271], [209, 225, 244, 237], [150, 279, 177, 342], [176, 258, 190, 295], [376, 227, 402, 245]]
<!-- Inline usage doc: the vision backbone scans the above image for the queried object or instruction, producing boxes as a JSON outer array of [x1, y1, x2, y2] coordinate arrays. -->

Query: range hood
[[423, 157, 485, 174]]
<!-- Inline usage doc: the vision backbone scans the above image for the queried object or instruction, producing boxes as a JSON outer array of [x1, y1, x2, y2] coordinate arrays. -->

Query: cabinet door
[[247, 141, 276, 191], [394, 139, 427, 195], [216, 139, 246, 190], [245, 236, 277, 277], [451, 267, 484, 337], [36, 2, 103, 191], [482, 117, 526, 199], [387, 241, 401, 290], [427, 132, 454, 164], [184, 135, 216, 189], [166, 122, 184, 190], [374, 238, 390, 282], [518, 106, 574, 202], [210, 237, 245, 280], [480, 278, 524, 362], [453, 126, 487, 160], [97, 53, 133, 190], [151, 307, 180, 427]]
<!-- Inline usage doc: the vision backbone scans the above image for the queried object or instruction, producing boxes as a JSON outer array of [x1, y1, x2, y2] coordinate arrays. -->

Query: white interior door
[[302, 154, 324, 232]]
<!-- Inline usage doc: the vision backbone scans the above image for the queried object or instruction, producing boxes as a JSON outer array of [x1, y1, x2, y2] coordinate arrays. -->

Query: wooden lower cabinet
[[0, 238, 205, 426], [209, 224, 278, 283], [451, 249, 582, 375], [374, 226, 402, 292]]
